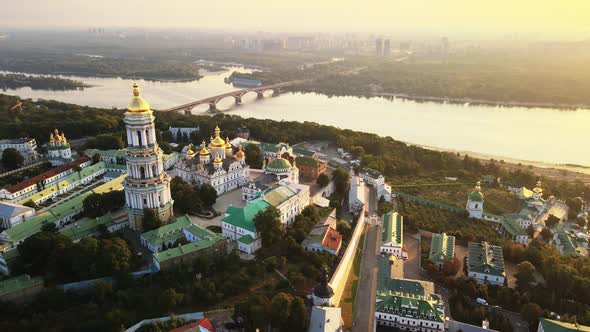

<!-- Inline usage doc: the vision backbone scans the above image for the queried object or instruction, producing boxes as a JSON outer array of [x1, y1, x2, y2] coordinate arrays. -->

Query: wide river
[[3, 68, 589, 166]]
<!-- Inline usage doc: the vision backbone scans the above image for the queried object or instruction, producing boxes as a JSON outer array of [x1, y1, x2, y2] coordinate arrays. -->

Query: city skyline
[[1, 0, 590, 40]]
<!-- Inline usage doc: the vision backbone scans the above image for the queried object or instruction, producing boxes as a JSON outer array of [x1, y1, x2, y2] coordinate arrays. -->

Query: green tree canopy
[[199, 183, 218, 208], [254, 206, 284, 248], [142, 208, 162, 231], [316, 172, 330, 188], [244, 143, 264, 169], [1, 148, 24, 170]]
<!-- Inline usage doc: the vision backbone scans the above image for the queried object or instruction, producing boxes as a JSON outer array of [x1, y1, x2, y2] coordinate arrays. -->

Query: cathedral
[[123, 83, 174, 231], [47, 129, 73, 166], [174, 126, 250, 195]]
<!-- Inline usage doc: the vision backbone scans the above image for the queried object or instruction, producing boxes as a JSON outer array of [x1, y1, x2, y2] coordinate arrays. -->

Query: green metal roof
[[154, 224, 224, 263], [2, 210, 58, 243], [223, 200, 270, 233], [500, 217, 527, 237], [238, 234, 255, 244], [266, 158, 291, 170], [262, 185, 297, 207], [141, 215, 192, 247], [429, 233, 455, 263], [375, 256, 444, 323], [293, 148, 315, 156], [295, 156, 321, 167], [539, 318, 590, 332], [381, 212, 403, 246], [60, 214, 114, 241], [17, 162, 107, 205], [467, 241, 505, 277], [0, 274, 43, 296], [555, 224, 579, 256], [468, 190, 484, 202], [84, 148, 128, 159], [4, 175, 126, 244]]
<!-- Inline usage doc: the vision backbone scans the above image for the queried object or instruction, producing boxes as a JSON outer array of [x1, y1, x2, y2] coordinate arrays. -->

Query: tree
[[97, 238, 132, 275], [316, 173, 330, 188], [23, 199, 38, 209], [199, 184, 218, 207], [270, 292, 292, 329], [1, 148, 24, 170], [171, 177, 202, 214], [515, 261, 536, 291], [442, 258, 461, 276], [83, 193, 104, 218], [85, 134, 125, 150], [350, 145, 365, 159], [520, 302, 543, 328], [142, 208, 162, 231], [545, 215, 560, 228], [159, 288, 184, 313], [331, 167, 350, 197], [540, 227, 553, 240], [92, 153, 101, 164], [288, 297, 309, 332], [254, 206, 284, 247], [336, 220, 352, 239], [244, 143, 264, 169]]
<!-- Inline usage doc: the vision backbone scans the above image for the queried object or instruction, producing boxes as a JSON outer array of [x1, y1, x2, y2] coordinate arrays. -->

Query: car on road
[[476, 297, 488, 305]]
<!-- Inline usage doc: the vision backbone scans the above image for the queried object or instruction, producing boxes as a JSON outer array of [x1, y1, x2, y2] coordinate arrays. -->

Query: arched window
[[137, 131, 143, 146], [139, 166, 146, 179], [475, 203, 479, 209], [152, 164, 157, 176]]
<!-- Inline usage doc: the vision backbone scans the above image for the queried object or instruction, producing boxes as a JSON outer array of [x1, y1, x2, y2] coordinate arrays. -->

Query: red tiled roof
[[322, 227, 342, 253], [5, 156, 91, 193], [168, 318, 215, 332]]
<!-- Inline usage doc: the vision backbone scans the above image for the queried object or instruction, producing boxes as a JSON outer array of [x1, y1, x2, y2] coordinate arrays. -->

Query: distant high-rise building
[[375, 38, 383, 56], [383, 39, 391, 56]]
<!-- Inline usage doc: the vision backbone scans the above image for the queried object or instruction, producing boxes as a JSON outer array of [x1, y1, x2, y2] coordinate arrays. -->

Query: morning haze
[[0, 2, 589, 332], [1, 0, 590, 39]]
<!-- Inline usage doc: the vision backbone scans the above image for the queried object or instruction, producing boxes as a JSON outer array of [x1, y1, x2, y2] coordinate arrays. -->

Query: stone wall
[[330, 208, 366, 306]]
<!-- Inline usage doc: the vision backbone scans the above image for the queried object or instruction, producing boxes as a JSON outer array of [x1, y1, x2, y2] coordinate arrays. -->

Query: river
[[2, 69, 589, 167]]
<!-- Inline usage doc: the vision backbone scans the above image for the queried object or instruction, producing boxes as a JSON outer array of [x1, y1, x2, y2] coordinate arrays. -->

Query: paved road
[[352, 221, 379, 332], [403, 233, 421, 280]]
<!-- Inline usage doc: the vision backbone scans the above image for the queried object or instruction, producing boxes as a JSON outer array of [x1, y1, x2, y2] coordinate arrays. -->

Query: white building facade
[[123, 83, 174, 231], [174, 128, 250, 196], [46, 129, 73, 166]]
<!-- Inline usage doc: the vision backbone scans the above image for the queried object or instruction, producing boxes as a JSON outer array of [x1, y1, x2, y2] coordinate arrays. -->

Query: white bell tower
[[123, 83, 174, 231]]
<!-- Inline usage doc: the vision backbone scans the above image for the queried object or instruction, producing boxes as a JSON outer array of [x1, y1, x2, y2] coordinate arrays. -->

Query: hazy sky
[[1, 0, 589, 39]]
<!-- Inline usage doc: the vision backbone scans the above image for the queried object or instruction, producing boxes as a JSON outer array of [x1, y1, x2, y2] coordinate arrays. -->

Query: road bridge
[[160, 80, 303, 114]]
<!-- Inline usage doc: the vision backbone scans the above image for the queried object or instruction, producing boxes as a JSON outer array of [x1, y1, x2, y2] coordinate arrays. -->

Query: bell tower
[[123, 83, 174, 231]]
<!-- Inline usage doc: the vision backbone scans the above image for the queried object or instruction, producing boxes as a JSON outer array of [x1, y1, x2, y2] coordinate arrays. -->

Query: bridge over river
[[160, 80, 303, 114]]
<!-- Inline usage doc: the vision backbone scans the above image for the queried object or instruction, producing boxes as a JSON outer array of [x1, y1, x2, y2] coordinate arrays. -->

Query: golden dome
[[213, 152, 223, 166], [225, 137, 232, 150], [186, 145, 195, 155], [127, 83, 151, 112], [61, 132, 67, 143], [199, 145, 210, 156], [209, 136, 225, 148], [49, 133, 55, 143], [235, 145, 245, 159]]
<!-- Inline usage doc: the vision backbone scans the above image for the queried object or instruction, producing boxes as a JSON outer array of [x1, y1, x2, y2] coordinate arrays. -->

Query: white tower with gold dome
[[466, 181, 484, 219], [47, 129, 73, 166], [123, 83, 174, 231]]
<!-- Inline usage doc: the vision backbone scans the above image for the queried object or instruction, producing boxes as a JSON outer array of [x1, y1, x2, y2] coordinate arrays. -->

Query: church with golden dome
[[174, 126, 250, 195], [47, 128, 74, 166]]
